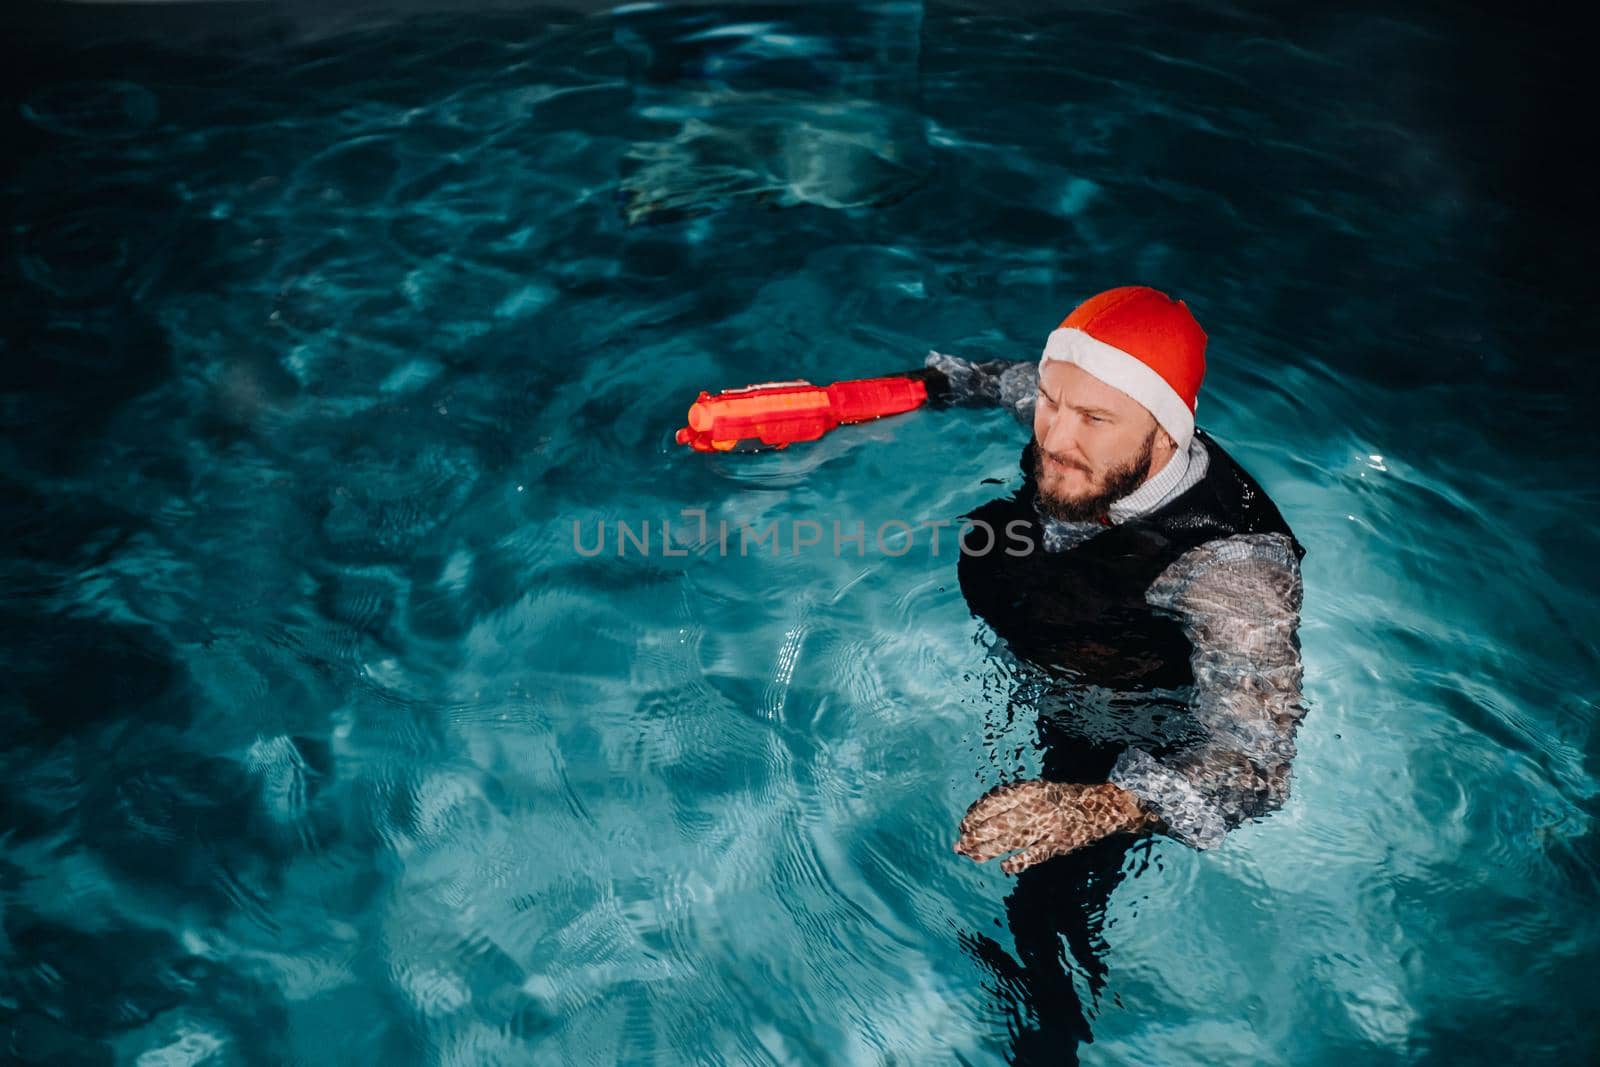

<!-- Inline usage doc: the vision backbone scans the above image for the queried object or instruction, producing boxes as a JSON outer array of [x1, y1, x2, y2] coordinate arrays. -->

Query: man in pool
[[913, 285, 1308, 1061]]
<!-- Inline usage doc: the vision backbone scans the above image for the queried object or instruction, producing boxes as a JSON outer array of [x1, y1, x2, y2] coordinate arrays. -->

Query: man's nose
[[1041, 410, 1081, 459]]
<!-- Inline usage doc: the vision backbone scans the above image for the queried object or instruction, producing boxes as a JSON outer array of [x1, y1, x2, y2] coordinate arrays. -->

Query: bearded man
[[911, 285, 1309, 1062]]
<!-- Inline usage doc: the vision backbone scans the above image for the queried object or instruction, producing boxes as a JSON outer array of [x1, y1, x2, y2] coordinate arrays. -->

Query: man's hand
[[954, 780, 1158, 874]]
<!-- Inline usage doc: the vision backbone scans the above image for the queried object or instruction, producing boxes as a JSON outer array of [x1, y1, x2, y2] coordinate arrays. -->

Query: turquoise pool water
[[3, 2, 1595, 1064]]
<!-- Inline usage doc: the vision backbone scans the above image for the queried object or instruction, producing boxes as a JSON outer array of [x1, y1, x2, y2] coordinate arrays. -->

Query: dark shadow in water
[[960, 834, 1138, 1066], [0, 905, 293, 1064]]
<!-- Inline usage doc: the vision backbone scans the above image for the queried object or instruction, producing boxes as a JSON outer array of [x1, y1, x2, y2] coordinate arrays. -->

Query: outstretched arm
[[1108, 534, 1308, 849], [903, 351, 1039, 426]]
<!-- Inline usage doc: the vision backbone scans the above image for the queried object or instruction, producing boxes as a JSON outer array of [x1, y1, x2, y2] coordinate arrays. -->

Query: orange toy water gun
[[674, 373, 932, 452]]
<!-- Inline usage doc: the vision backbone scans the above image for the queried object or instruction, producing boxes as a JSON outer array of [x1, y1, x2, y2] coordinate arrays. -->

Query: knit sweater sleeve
[[1108, 533, 1308, 849], [923, 350, 1037, 427]]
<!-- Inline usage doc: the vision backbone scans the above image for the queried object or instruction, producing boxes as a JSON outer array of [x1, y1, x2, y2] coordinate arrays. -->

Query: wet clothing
[[927, 351, 1309, 1064]]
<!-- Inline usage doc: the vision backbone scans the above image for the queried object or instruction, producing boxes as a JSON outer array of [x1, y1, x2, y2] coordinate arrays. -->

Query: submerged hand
[[953, 779, 1156, 875]]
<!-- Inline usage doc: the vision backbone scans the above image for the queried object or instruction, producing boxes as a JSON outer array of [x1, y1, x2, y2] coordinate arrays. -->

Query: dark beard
[[1033, 428, 1157, 522]]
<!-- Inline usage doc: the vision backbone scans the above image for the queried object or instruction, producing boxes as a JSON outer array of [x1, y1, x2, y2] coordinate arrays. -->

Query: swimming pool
[[3, 2, 1594, 1063]]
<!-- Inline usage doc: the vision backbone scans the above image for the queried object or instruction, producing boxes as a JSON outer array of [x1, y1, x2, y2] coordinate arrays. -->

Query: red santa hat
[[1037, 285, 1208, 450]]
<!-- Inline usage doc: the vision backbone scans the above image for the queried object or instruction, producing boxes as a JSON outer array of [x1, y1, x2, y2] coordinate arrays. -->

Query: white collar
[[1107, 437, 1194, 523]]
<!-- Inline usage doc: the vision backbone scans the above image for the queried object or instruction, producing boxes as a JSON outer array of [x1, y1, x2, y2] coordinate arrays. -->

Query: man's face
[[1032, 361, 1172, 522]]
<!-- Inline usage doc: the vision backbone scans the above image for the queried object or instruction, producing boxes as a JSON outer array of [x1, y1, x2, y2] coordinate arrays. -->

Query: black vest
[[956, 428, 1305, 781]]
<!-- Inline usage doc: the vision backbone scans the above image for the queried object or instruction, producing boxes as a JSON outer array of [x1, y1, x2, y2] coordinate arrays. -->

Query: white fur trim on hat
[[1038, 327, 1196, 449]]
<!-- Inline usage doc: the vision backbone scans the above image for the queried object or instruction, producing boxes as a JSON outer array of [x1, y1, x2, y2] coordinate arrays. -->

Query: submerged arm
[[1109, 534, 1309, 849]]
